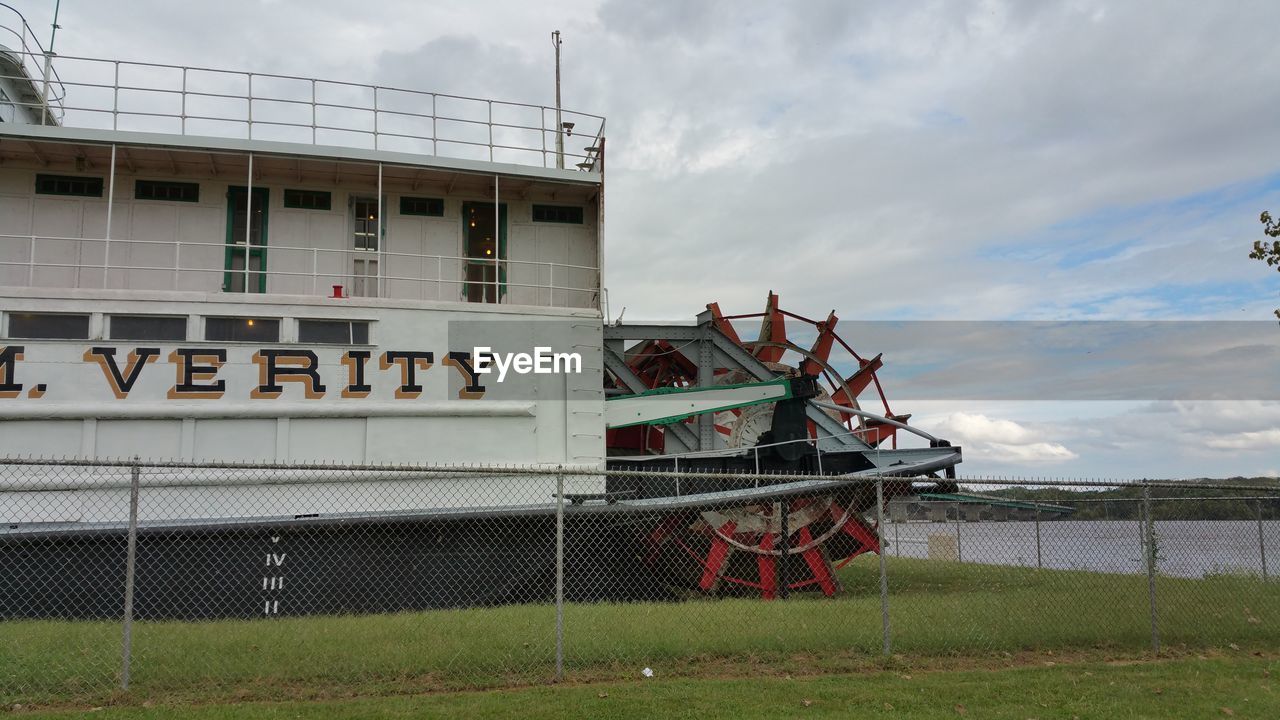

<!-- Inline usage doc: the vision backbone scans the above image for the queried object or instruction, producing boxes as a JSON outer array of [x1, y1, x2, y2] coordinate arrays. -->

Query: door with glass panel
[[351, 196, 381, 297], [223, 186, 268, 293], [462, 201, 507, 303]]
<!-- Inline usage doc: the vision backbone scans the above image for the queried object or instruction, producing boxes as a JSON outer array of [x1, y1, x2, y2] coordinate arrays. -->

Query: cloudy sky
[[11, 0, 1280, 478]]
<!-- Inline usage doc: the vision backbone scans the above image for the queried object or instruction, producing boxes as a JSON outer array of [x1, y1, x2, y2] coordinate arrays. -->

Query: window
[[109, 315, 187, 341], [7, 313, 90, 339], [136, 180, 200, 203], [284, 189, 332, 211], [35, 174, 104, 198], [531, 204, 584, 224], [204, 317, 280, 342], [352, 198, 379, 251], [399, 196, 444, 217], [298, 320, 370, 345]]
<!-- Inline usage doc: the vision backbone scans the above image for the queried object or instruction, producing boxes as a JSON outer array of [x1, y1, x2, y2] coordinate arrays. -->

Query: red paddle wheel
[[607, 293, 933, 598], [644, 495, 884, 599]]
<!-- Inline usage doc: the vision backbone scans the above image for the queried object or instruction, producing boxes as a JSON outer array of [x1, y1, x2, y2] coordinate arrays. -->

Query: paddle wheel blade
[[754, 291, 787, 364]]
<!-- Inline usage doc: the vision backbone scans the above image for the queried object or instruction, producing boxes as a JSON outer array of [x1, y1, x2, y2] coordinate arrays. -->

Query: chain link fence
[[2, 458, 1278, 705]]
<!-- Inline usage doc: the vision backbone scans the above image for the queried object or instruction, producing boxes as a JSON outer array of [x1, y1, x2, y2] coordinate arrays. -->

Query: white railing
[[0, 234, 599, 310], [0, 45, 604, 172], [0, 2, 67, 124]]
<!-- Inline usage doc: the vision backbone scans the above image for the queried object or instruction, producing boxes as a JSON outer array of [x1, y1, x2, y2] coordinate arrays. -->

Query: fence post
[[1258, 499, 1269, 582], [1142, 482, 1160, 653], [778, 497, 790, 600], [554, 466, 565, 681], [120, 458, 141, 690], [1034, 505, 1042, 570], [876, 478, 891, 656], [954, 501, 962, 562]]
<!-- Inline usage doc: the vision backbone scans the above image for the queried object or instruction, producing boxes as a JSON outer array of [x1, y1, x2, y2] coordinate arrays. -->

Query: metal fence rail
[[0, 233, 601, 308], [2, 458, 1277, 704], [0, 47, 605, 170], [0, 2, 67, 124]]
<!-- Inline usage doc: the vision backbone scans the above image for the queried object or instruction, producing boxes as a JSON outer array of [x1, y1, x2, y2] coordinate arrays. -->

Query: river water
[[885, 519, 1280, 578]]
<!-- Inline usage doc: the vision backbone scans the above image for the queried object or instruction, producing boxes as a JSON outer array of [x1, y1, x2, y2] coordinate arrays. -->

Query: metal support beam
[[603, 324, 699, 341], [104, 143, 116, 287], [696, 322, 865, 450], [604, 321, 866, 450], [697, 324, 716, 450], [602, 345, 698, 451]]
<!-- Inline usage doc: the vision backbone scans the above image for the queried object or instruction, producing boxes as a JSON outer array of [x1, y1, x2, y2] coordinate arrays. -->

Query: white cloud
[[1167, 401, 1280, 434], [1203, 429, 1280, 452], [982, 442, 1079, 464], [933, 412, 1039, 445], [909, 400, 1280, 478], [929, 412, 1077, 465]]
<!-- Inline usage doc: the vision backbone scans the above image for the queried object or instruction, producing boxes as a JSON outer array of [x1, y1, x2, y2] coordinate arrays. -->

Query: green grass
[[3, 557, 1277, 709], [16, 655, 1280, 719]]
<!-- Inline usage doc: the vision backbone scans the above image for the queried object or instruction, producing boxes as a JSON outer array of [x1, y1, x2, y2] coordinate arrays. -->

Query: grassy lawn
[[3, 557, 1276, 710], [14, 654, 1280, 719]]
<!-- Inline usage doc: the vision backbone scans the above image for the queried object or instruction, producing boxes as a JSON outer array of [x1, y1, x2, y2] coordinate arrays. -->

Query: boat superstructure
[[0, 4, 606, 483]]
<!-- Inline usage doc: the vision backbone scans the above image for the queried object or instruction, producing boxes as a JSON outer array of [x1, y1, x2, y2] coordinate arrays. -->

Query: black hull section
[[2, 513, 669, 621], [2, 468, 927, 621]]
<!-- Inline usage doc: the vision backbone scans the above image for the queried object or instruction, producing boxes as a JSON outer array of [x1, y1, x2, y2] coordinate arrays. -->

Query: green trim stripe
[[607, 377, 793, 429]]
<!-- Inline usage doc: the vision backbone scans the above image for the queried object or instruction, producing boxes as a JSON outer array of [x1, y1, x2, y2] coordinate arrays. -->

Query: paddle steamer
[[0, 5, 960, 617]]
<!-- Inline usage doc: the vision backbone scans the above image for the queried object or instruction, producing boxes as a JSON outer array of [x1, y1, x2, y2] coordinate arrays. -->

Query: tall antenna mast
[[552, 30, 563, 170], [48, 0, 62, 52], [39, 0, 62, 126]]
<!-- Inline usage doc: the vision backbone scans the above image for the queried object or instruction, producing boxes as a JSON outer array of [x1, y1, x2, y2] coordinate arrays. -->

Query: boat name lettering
[[0, 345, 488, 400]]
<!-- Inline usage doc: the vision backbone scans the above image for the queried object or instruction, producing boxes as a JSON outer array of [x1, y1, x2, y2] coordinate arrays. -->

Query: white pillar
[[104, 144, 117, 287], [377, 162, 384, 298], [493, 175, 500, 303], [245, 153, 253, 293]]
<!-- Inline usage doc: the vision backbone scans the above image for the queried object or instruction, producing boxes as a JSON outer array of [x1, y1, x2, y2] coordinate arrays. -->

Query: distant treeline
[[978, 478, 1280, 521]]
